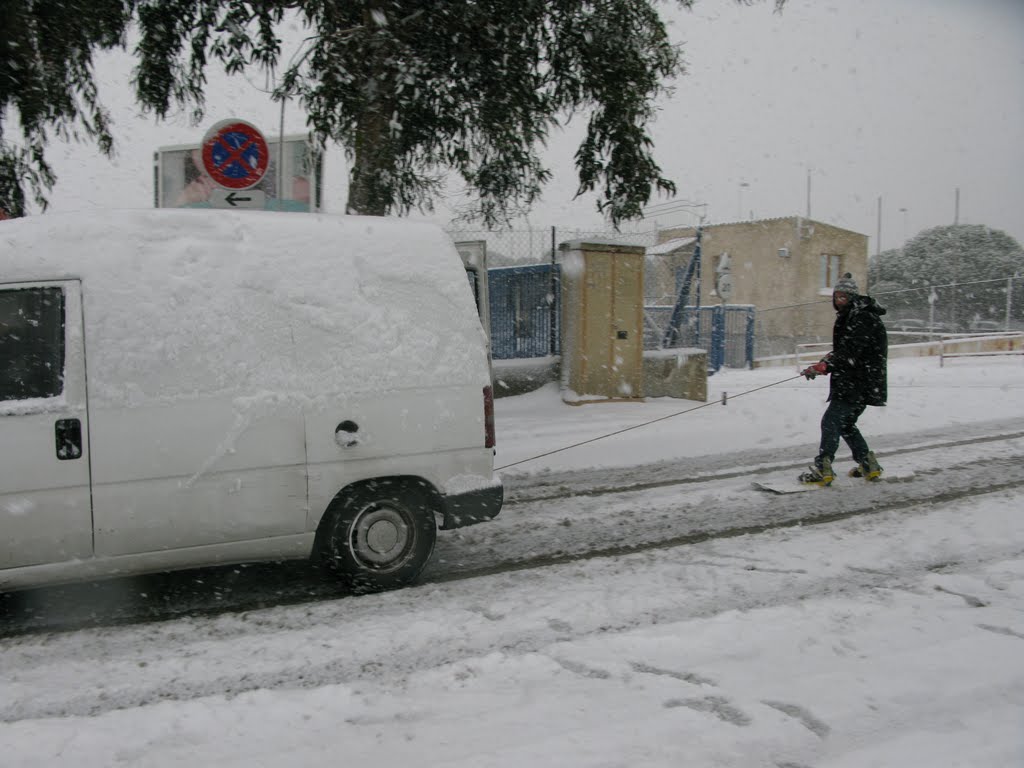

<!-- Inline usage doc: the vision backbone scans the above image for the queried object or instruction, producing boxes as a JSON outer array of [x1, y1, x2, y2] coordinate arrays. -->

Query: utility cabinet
[[558, 241, 645, 402]]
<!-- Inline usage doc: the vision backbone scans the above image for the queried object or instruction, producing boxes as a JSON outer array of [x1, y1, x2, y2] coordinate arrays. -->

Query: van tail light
[[483, 385, 496, 449]]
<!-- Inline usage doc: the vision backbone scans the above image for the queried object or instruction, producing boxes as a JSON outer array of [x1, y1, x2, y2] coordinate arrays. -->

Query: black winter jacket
[[827, 295, 888, 406]]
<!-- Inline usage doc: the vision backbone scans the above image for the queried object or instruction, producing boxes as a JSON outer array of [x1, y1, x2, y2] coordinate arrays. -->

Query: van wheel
[[320, 483, 437, 592]]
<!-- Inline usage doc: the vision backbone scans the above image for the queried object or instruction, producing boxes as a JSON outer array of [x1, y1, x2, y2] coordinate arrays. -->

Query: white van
[[0, 209, 501, 592]]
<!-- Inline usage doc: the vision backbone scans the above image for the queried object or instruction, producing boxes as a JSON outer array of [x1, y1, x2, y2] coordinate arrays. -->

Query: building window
[[820, 254, 842, 290], [0, 287, 66, 402]]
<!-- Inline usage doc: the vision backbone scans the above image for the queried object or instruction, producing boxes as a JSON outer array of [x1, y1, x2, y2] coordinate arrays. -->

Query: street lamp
[[899, 207, 909, 245], [737, 182, 749, 220]]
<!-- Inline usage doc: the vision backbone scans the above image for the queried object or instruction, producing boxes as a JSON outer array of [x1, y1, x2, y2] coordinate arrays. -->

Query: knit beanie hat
[[833, 272, 859, 295]]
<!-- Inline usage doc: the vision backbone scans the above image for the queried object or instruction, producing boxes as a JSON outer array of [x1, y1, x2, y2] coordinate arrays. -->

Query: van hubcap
[[352, 504, 411, 567]]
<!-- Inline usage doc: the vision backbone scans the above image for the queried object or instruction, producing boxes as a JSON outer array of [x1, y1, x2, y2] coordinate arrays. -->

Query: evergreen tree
[[871, 224, 1024, 327], [132, 0, 785, 226], [0, 0, 134, 217]]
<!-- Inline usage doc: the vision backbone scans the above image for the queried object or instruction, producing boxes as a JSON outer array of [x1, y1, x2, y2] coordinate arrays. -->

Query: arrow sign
[[209, 188, 266, 210]]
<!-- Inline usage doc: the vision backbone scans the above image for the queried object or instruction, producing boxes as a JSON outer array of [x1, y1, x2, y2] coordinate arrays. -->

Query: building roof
[[658, 216, 867, 239], [646, 236, 696, 256]]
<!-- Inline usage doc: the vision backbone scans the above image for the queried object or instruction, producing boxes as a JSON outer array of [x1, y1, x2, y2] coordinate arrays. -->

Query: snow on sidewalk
[[494, 355, 1024, 476]]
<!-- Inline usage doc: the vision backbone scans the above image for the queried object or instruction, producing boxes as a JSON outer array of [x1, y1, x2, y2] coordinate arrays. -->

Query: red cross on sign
[[201, 119, 270, 190]]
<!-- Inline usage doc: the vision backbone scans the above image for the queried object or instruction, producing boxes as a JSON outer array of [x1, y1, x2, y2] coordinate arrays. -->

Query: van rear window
[[0, 287, 65, 402]]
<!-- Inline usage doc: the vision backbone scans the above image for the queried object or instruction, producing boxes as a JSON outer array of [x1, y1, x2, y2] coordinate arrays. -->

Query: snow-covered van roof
[[0, 209, 488, 407]]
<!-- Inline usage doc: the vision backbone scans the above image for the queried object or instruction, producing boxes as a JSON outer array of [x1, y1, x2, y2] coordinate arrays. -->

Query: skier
[[799, 272, 888, 486]]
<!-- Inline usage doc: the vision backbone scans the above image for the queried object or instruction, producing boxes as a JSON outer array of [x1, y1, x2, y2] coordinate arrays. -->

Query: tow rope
[[495, 374, 805, 471]]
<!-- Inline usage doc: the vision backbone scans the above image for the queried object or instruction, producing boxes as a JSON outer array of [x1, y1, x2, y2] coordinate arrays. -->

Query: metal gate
[[488, 264, 561, 359], [644, 304, 755, 371]]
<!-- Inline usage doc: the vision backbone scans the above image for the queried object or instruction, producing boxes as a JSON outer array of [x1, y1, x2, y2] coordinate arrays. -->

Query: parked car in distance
[[969, 320, 1002, 333], [886, 318, 926, 333]]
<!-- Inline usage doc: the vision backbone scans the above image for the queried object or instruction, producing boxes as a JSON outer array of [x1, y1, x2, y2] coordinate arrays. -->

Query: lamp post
[[737, 182, 749, 221], [875, 196, 882, 258], [899, 207, 909, 246]]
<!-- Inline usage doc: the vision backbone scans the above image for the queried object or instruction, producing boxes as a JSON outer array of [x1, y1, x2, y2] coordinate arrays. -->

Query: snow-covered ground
[[2, 355, 1023, 767], [493, 351, 1024, 475]]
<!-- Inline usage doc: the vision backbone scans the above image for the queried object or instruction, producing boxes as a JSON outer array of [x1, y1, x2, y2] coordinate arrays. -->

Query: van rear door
[[0, 281, 92, 569]]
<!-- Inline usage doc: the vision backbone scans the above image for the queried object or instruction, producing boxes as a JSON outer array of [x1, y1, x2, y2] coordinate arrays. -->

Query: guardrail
[[794, 342, 832, 371], [938, 332, 1024, 367], [795, 333, 1024, 372]]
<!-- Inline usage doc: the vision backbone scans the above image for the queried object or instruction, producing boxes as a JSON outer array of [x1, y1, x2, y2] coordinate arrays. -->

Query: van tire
[[319, 481, 437, 592]]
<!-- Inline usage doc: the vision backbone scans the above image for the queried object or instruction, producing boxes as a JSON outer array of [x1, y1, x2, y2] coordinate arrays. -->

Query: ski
[[752, 478, 835, 494]]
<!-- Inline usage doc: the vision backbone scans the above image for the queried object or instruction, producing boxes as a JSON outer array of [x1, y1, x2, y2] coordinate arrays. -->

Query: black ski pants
[[817, 398, 869, 468]]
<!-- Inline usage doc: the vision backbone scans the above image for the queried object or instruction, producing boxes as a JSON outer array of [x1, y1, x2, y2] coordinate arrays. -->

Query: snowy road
[[1, 449, 1022, 766], [4, 415, 1019, 638], [438, 418, 1024, 575], [3, 418, 1023, 638], [1, 421, 1022, 695]]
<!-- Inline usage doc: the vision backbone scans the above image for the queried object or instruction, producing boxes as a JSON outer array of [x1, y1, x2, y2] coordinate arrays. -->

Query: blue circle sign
[[201, 119, 269, 190]]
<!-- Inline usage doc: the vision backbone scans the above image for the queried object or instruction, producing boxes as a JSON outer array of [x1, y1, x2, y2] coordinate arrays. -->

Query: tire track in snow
[[1, 430, 1022, 639]]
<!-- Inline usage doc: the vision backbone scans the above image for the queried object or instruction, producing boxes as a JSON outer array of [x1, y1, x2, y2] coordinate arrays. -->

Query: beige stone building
[[647, 217, 869, 358]]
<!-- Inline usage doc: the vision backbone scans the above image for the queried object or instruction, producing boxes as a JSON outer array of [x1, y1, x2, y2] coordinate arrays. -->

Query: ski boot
[[848, 451, 883, 481], [798, 457, 834, 487]]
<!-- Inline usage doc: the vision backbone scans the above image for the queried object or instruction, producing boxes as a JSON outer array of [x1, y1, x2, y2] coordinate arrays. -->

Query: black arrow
[[225, 192, 252, 206]]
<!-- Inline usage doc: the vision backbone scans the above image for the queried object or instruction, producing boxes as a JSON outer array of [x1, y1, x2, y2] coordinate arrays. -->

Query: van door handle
[[55, 418, 83, 460], [334, 420, 361, 448]]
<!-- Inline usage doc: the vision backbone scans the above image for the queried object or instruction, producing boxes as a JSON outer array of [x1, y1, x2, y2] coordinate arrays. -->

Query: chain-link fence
[[869, 276, 1022, 335], [752, 275, 1023, 363]]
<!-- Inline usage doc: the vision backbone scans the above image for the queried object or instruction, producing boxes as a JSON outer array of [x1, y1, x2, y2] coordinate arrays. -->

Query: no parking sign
[[201, 119, 270, 190]]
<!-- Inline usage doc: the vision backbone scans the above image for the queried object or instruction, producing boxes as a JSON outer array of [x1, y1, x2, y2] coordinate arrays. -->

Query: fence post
[[1007, 276, 1014, 332], [745, 309, 755, 369], [550, 226, 557, 356], [711, 305, 725, 372], [927, 281, 936, 332]]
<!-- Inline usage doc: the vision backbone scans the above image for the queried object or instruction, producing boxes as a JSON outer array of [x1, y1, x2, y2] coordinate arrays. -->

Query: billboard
[[154, 133, 322, 213]]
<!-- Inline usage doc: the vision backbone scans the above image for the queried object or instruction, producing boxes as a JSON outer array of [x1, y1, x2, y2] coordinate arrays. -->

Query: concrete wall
[[642, 349, 708, 401], [492, 356, 560, 398]]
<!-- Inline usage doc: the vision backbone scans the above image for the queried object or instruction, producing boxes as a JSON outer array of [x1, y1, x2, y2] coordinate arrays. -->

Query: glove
[[801, 361, 829, 380]]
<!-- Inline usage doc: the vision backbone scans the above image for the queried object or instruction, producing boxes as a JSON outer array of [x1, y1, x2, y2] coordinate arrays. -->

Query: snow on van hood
[[1, 210, 489, 408]]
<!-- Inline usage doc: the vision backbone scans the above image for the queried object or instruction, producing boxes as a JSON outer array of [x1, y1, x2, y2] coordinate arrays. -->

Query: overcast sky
[[42, 0, 1024, 254], [540, 0, 1024, 251]]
